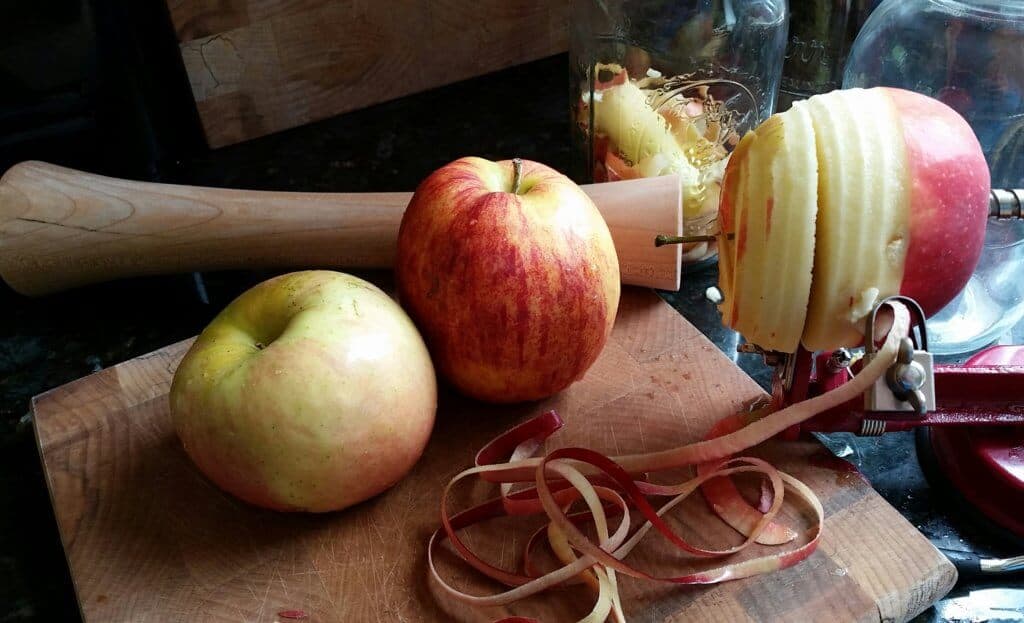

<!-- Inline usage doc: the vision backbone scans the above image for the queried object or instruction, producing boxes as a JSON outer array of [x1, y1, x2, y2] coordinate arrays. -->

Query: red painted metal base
[[776, 342, 1024, 539], [927, 346, 1024, 539], [784, 347, 1024, 434]]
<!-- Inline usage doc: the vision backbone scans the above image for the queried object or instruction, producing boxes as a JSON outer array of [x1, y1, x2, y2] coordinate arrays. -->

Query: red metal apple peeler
[[692, 188, 1024, 541]]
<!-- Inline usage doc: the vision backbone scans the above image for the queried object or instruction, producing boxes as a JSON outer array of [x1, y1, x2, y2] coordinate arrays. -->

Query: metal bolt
[[892, 360, 928, 393], [885, 337, 929, 414]]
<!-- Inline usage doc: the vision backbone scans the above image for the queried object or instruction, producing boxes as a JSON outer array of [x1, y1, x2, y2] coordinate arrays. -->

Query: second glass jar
[[570, 0, 789, 269]]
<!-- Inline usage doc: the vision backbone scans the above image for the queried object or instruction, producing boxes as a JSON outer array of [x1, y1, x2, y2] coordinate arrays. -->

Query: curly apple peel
[[696, 409, 800, 545], [428, 303, 911, 622]]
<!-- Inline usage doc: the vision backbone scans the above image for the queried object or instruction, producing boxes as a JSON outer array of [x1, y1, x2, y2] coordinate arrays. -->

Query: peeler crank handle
[[937, 547, 1024, 579]]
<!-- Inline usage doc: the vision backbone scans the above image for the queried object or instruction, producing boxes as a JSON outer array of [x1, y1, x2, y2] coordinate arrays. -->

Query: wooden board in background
[[167, 1, 570, 148], [32, 288, 955, 621]]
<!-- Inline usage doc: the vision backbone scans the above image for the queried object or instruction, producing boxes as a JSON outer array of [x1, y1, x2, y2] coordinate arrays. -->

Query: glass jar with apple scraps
[[844, 0, 1024, 355], [569, 0, 789, 273]]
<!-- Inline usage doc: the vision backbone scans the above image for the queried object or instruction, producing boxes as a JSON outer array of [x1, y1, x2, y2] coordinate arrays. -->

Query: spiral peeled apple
[[718, 102, 819, 352], [718, 87, 990, 352]]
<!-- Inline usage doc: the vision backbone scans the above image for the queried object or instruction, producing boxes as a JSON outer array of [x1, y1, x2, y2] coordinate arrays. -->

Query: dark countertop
[[2, 54, 1022, 622]]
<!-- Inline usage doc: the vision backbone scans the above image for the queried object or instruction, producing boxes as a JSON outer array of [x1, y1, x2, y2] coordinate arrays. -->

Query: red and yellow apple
[[395, 157, 620, 403], [718, 87, 990, 352], [169, 270, 437, 513]]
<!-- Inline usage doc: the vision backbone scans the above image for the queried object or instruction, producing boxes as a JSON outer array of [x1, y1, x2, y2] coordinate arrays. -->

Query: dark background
[[2, 1, 1022, 622]]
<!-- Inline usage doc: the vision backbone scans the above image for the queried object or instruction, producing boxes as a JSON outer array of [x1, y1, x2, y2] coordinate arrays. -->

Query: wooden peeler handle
[[0, 161, 683, 296]]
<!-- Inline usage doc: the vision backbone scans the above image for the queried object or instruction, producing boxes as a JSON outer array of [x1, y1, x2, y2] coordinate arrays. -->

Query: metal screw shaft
[[990, 189, 1023, 219]]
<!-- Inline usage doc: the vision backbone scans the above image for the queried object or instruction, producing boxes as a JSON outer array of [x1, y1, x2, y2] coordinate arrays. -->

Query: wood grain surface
[[0, 161, 682, 296], [32, 288, 956, 622], [167, 0, 570, 147]]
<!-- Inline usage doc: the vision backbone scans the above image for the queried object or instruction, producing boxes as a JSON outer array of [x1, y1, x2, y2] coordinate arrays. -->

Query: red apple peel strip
[[429, 446, 806, 617], [546, 494, 626, 623], [613, 304, 909, 472], [428, 478, 632, 606], [524, 502, 627, 581], [433, 415, 636, 591], [430, 303, 911, 621], [697, 408, 799, 545], [540, 451, 787, 561], [541, 455, 822, 582], [434, 480, 628, 589], [429, 453, 804, 617], [540, 459, 792, 622], [470, 301, 910, 483]]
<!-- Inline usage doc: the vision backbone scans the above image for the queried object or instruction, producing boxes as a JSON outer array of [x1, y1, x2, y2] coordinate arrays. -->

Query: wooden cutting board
[[32, 288, 954, 622], [167, 0, 569, 148]]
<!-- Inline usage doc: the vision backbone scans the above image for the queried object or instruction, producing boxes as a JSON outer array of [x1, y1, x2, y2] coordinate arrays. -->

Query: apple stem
[[512, 158, 523, 195]]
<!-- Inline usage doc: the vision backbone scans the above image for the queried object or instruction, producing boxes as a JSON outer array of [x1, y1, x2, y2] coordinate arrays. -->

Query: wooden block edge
[[30, 338, 195, 415]]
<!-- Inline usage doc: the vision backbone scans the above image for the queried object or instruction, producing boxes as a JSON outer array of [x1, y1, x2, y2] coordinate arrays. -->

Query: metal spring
[[859, 419, 887, 436]]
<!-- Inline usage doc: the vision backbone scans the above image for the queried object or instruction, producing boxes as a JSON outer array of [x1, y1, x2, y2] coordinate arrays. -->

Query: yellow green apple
[[169, 270, 437, 513]]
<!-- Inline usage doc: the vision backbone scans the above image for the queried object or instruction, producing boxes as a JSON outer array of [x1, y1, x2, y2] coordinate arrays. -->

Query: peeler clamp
[[863, 296, 937, 418]]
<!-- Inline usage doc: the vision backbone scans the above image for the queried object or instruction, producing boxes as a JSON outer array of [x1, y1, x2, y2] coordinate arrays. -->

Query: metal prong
[[737, 343, 783, 366], [655, 232, 735, 246], [655, 234, 714, 246]]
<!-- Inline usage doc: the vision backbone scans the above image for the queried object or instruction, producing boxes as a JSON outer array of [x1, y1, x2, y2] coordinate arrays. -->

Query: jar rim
[[931, 0, 1024, 19]]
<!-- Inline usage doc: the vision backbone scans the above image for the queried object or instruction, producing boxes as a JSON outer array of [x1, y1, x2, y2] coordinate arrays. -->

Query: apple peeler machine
[[667, 188, 1024, 542]]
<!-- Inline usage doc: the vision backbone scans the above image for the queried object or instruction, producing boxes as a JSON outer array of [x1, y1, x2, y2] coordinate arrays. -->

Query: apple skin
[[395, 157, 620, 403], [169, 271, 437, 513], [882, 87, 990, 318]]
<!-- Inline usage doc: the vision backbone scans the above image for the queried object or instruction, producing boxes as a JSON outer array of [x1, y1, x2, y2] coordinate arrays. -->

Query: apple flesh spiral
[[718, 87, 990, 352]]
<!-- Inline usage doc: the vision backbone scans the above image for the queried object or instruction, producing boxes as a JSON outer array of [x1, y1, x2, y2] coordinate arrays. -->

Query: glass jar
[[569, 0, 789, 271], [844, 0, 1024, 355], [776, 0, 882, 111]]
